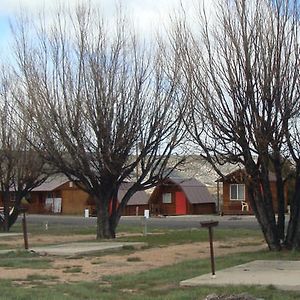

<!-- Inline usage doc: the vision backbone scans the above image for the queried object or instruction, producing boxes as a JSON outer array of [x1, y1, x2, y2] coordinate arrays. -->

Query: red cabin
[[149, 177, 216, 216]]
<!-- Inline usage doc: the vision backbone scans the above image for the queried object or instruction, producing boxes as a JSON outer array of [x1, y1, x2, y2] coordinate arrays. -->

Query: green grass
[[0, 225, 298, 299], [7, 223, 263, 247], [0, 250, 299, 299], [63, 266, 82, 273], [26, 274, 59, 281], [9, 223, 97, 236], [9, 222, 146, 236], [117, 228, 263, 247], [33, 224, 97, 236], [102, 250, 300, 300], [0, 251, 52, 269]]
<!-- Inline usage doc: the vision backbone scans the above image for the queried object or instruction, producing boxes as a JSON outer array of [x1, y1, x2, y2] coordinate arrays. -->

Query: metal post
[[144, 217, 147, 236], [200, 220, 219, 277], [22, 210, 29, 250], [208, 226, 215, 276]]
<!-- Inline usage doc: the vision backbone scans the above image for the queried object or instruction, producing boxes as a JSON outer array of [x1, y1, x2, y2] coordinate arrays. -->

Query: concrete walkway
[[0, 233, 22, 237], [180, 260, 300, 291], [30, 242, 147, 256]]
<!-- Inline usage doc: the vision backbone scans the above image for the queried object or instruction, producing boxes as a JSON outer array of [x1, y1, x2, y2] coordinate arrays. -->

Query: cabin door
[[175, 192, 187, 215]]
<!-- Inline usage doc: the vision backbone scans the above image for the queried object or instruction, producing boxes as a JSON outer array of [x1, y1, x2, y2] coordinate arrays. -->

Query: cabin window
[[162, 193, 172, 204], [47, 192, 54, 199], [230, 184, 245, 201]]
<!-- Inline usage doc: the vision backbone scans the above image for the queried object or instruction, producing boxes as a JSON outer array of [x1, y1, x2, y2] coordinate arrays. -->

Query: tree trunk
[[285, 171, 300, 249], [8, 207, 20, 229], [108, 187, 138, 239], [0, 192, 28, 231], [108, 194, 120, 239], [95, 199, 112, 239], [272, 154, 286, 241], [2, 191, 10, 232], [247, 172, 281, 251], [8, 192, 23, 229], [291, 221, 300, 250], [108, 214, 118, 239]]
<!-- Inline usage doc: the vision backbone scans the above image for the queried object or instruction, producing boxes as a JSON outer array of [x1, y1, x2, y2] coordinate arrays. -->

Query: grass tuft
[[63, 267, 82, 273], [127, 256, 142, 262]]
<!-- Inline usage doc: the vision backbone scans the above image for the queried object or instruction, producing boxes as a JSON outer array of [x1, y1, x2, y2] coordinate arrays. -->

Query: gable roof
[[217, 169, 277, 183], [31, 176, 149, 205], [32, 175, 69, 192], [167, 177, 216, 204], [118, 182, 149, 205]]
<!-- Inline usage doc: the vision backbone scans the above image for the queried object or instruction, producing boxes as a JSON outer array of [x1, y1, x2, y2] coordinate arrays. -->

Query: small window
[[230, 184, 245, 201], [162, 193, 172, 204]]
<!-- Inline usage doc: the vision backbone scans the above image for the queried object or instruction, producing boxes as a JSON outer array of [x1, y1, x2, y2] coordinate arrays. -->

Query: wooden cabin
[[27, 176, 149, 216], [87, 182, 150, 216], [149, 177, 216, 216], [118, 183, 149, 216], [218, 169, 288, 215], [28, 176, 90, 215]]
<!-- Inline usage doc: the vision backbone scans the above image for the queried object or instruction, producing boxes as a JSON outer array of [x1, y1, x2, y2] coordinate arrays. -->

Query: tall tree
[[14, 6, 184, 239], [172, 0, 300, 250], [284, 99, 300, 249], [0, 69, 48, 231]]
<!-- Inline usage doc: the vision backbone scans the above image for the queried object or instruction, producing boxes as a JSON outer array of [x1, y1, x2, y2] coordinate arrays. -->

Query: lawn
[[117, 228, 263, 247], [0, 224, 299, 299], [0, 250, 299, 299], [6, 222, 264, 249]]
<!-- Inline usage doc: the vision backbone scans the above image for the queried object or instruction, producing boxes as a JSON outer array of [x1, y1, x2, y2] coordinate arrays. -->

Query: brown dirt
[[0, 234, 266, 284]]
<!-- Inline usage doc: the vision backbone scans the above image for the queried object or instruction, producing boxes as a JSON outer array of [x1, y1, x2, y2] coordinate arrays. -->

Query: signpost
[[200, 220, 219, 277], [143, 209, 150, 236], [19, 207, 29, 250]]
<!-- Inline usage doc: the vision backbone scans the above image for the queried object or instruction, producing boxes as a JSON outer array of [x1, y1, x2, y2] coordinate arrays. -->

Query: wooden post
[[217, 181, 220, 214], [208, 226, 215, 275], [200, 220, 219, 277], [20, 208, 29, 250]]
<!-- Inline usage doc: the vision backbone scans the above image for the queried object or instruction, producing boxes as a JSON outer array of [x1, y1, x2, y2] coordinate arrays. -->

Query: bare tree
[[14, 5, 184, 239], [0, 69, 48, 231], [284, 101, 300, 249], [172, 0, 300, 250]]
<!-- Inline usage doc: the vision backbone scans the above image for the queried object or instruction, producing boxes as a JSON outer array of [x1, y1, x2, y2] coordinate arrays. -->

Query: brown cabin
[[87, 182, 150, 216], [149, 177, 216, 216], [118, 183, 149, 216], [26, 176, 149, 216], [28, 176, 90, 215], [0, 177, 72, 214], [219, 169, 288, 215]]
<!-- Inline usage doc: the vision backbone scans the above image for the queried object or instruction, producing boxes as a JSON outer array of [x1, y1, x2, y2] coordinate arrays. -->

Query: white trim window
[[162, 193, 172, 204], [230, 184, 245, 201]]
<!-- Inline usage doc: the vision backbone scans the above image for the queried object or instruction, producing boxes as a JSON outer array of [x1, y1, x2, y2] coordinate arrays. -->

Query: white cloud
[[0, 0, 217, 58], [1, 0, 216, 30]]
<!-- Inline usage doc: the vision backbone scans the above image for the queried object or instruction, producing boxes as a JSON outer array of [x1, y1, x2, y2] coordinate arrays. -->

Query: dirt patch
[[0, 236, 266, 284], [1, 234, 97, 247]]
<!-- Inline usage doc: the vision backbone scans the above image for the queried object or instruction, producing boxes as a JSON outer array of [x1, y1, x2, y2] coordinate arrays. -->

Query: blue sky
[[0, 0, 214, 59], [0, 12, 11, 52]]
